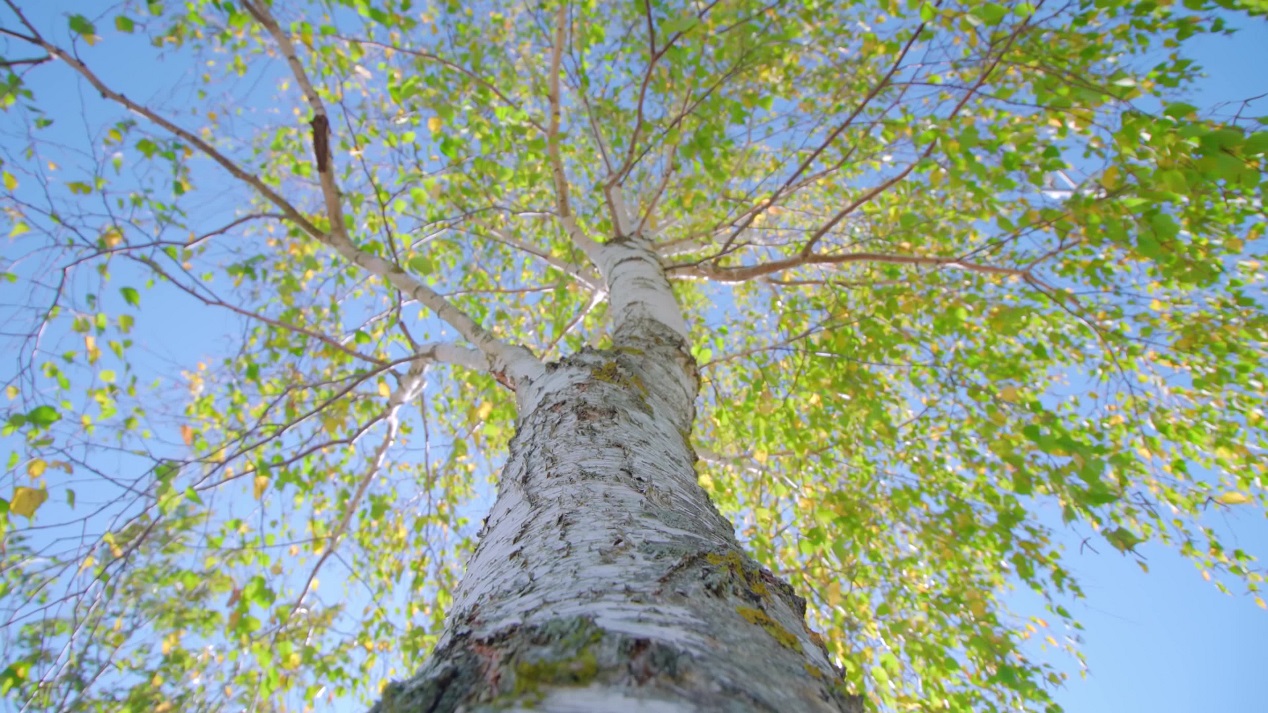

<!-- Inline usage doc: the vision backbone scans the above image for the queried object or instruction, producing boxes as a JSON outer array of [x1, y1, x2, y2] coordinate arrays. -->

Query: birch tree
[[1, 0, 1266, 711]]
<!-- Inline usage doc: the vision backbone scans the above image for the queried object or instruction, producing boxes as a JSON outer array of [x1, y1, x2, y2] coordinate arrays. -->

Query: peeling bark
[[371, 240, 860, 712]]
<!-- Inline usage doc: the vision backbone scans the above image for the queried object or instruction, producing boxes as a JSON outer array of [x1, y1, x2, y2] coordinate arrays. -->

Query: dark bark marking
[[310, 114, 331, 173]]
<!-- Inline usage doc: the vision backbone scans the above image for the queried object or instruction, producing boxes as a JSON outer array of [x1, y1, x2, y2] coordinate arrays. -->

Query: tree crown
[[0, 0, 1265, 710]]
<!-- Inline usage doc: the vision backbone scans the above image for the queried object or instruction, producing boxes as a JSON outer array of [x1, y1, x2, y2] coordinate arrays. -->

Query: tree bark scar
[[310, 114, 331, 173]]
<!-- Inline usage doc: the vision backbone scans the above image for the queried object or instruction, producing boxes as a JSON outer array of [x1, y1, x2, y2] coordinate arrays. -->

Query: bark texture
[[371, 239, 859, 712]]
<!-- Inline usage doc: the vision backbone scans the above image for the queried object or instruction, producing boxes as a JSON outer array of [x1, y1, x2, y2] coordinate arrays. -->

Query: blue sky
[[2, 4, 1266, 712]]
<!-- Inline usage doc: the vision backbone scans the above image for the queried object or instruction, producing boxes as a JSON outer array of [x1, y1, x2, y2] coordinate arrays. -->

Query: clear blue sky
[[2, 5, 1266, 712]]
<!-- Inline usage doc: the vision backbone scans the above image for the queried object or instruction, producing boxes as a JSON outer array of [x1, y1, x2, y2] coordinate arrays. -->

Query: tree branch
[[14, 14, 537, 385], [333, 36, 547, 134], [238, 1, 543, 385], [672, 250, 1037, 284], [545, 1, 601, 258], [478, 225, 603, 292], [6, 22, 326, 241], [800, 10, 1029, 256], [136, 255, 388, 367], [713, 12, 933, 258]]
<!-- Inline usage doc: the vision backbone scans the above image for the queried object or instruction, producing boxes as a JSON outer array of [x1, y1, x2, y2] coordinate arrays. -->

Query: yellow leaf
[[11, 486, 48, 518], [26, 459, 47, 478], [1202, 570, 1211, 582], [85, 335, 101, 364], [322, 414, 342, 435], [253, 475, 269, 500], [102, 531, 118, 550], [5, 385, 18, 400], [476, 402, 493, 420], [1256, 597, 1266, 610], [427, 116, 442, 133], [2, 171, 16, 191], [1215, 491, 1253, 505], [378, 381, 391, 398], [80, 554, 96, 572], [999, 385, 1020, 403], [753, 449, 768, 465], [101, 227, 124, 248], [180, 424, 194, 446], [1100, 165, 1120, 190]]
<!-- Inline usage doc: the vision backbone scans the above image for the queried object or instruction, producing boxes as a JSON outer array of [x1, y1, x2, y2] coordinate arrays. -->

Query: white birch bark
[[371, 238, 860, 713]]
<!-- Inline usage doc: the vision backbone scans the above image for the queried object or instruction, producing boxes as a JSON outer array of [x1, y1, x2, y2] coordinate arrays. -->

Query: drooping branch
[[287, 357, 428, 619], [135, 255, 389, 368]]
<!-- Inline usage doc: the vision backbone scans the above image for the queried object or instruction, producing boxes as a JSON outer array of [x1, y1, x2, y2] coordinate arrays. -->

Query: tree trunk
[[371, 239, 860, 712]]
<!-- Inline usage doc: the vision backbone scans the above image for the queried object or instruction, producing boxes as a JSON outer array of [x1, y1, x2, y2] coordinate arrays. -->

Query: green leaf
[[120, 286, 140, 306], [1163, 102, 1198, 119], [972, 3, 1009, 25], [1244, 132, 1268, 155], [661, 15, 700, 34], [1105, 527, 1144, 553], [25, 406, 60, 428], [0, 660, 31, 696], [408, 255, 433, 274], [68, 15, 96, 39]]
